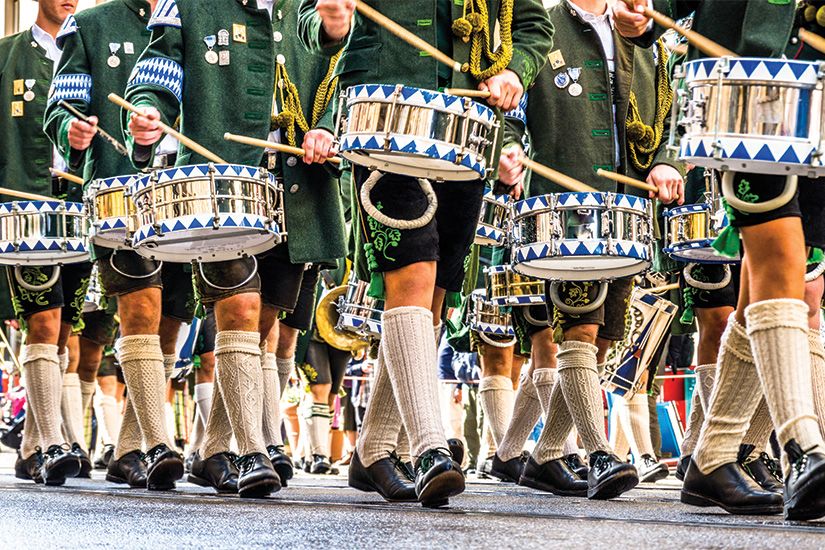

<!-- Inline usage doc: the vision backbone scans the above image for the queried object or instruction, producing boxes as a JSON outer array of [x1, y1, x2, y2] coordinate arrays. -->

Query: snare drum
[[475, 190, 510, 246], [677, 57, 824, 177], [130, 164, 285, 263], [338, 84, 499, 181], [511, 192, 653, 281], [663, 200, 737, 263], [336, 276, 384, 339], [485, 264, 544, 307], [601, 288, 677, 398], [468, 289, 516, 346], [86, 174, 138, 250], [0, 201, 89, 265]]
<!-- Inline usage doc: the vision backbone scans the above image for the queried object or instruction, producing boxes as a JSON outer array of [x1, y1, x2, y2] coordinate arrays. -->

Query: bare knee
[[530, 328, 557, 371], [214, 292, 260, 332], [118, 288, 162, 335], [310, 383, 331, 402], [479, 343, 512, 377], [25, 308, 61, 345], [259, 305, 278, 345], [97, 375, 117, 396], [384, 262, 437, 310], [564, 324, 598, 345]]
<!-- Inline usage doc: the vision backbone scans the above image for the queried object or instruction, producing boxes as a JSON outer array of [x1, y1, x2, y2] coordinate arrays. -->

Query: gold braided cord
[[454, 0, 515, 81], [626, 39, 672, 171], [311, 49, 343, 128]]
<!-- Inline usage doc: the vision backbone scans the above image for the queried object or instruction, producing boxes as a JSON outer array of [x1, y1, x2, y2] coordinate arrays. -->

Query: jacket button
[[273, 31, 283, 42], [276, 54, 286, 65], [286, 156, 297, 167], [289, 184, 299, 193]]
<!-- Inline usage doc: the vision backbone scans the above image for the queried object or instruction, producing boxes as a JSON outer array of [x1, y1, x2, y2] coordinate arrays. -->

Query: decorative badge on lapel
[[567, 68, 582, 97], [13, 79, 24, 96], [23, 80, 36, 102], [124, 42, 135, 55], [217, 29, 230, 46], [232, 23, 247, 43], [108, 43, 122, 68], [204, 35, 218, 64], [11, 101, 24, 117], [548, 50, 566, 71]]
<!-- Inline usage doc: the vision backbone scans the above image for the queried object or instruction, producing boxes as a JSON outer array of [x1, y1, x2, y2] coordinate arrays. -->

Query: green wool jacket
[[506, 3, 684, 196], [124, 0, 346, 264], [44, 0, 154, 185], [297, 0, 554, 94], [0, 29, 58, 200]]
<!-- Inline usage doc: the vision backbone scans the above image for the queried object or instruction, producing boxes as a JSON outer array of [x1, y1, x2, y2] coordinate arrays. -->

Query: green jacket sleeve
[[297, 0, 350, 57], [122, 22, 184, 170], [507, 0, 554, 90]]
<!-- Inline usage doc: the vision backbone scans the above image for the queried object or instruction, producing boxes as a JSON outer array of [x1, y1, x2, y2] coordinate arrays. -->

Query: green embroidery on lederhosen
[[297, 362, 319, 385], [735, 178, 759, 208], [366, 202, 401, 262], [68, 275, 91, 331], [551, 281, 596, 343], [12, 266, 53, 311]]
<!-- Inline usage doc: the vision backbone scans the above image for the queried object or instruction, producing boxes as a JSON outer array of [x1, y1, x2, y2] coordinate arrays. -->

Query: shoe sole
[[348, 477, 417, 503], [310, 465, 331, 475], [187, 473, 237, 494], [488, 467, 518, 483], [681, 489, 783, 515], [418, 470, 465, 508], [238, 477, 281, 498], [588, 470, 639, 500], [518, 474, 587, 497], [640, 468, 670, 484], [272, 462, 294, 485], [784, 467, 825, 521], [44, 457, 81, 486], [147, 457, 184, 491]]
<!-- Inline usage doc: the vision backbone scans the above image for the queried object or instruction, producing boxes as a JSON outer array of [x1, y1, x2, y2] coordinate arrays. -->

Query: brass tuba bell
[[315, 285, 369, 353]]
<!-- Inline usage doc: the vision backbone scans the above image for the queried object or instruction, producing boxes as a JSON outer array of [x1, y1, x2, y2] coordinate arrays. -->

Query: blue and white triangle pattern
[[497, 295, 544, 306], [48, 73, 92, 106], [55, 14, 78, 46], [664, 203, 709, 218], [681, 136, 818, 169], [0, 201, 84, 214], [95, 174, 139, 191], [504, 92, 528, 125], [148, 0, 181, 29], [131, 164, 271, 194], [483, 189, 510, 206], [132, 213, 277, 245], [475, 224, 504, 244], [128, 57, 183, 102], [346, 84, 496, 125], [96, 216, 130, 232], [513, 194, 551, 216], [514, 239, 650, 263], [0, 238, 87, 255], [685, 58, 819, 86], [471, 320, 515, 337]]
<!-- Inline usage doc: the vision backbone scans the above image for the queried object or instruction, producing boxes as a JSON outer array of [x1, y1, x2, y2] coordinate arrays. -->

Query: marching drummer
[[299, 0, 553, 507], [0, 0, 89, 486], [614, 0, 825, 522], [497, 0, 685, 500], [124, 0, 347, 498], [44, 0, 195, 492]]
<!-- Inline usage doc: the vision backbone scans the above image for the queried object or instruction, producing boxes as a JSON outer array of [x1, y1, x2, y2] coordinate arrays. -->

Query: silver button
[[791, 37, 799, 45], [276, 54, 286, 65], [273, 31, 283, 42], [289, 183, 299, 193], [286, 156, 298, 167]]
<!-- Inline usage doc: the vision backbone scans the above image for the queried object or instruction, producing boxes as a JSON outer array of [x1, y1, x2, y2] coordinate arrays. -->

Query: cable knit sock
[[357, 346, 404, 466], [396, 424, 411, 463], [306, 402, 332, 457], [556, 341, 611, 455], [276, 357, 294, 398], [214, 331, 266, 457], [742, 397, 773, 458], [21, 401, 42, 458], [619, 392, 657, 459], [99, 394, 121, 446], [694, 315, 761, 473], [261, 351, 283, 447], [532, 368, 556, 417], [681, 381, 705, 457], [118, 335, 174, 451], [189, 382, 213, 455], [80, 380, 96, 419], [382, 307, 447, 459], [114, 395, 143, 459], [479, 374, 515, 448], [22, 344, 64, 449], [201, 381, 234, 458], [609, 397, 630, 458], [498, 371, 543, 461], [532, 372, 577, 463], [163, 354, 176, 381], [747, 299, 825, 453], [694, 363, 717, 412], [62, 372, 86, 450], [809, 329, 825, 434]]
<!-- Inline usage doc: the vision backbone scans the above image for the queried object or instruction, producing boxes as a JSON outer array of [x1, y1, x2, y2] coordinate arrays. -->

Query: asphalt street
[[1, 452, 824, 549]]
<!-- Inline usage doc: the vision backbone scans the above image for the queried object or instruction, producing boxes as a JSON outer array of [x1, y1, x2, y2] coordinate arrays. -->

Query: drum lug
[[600, 210, 613, 238]]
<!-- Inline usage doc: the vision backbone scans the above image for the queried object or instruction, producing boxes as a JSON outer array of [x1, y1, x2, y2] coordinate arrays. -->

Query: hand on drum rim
[[479, 69, 523, 112]]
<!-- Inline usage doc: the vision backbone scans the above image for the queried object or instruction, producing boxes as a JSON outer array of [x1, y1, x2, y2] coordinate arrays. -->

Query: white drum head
[[513, 256, 650, 282]]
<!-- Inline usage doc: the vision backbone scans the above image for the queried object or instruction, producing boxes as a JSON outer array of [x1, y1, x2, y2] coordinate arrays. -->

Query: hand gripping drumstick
[[620, 0, 737, 58], [596, 168, 658, 194], [513, 153, 598, 193], [108, 93, 227, 164], [354, 1, 467, 73], [58, 100, 129, 157], [798, 29, 825, 56], [49, 168, 83, 185], [223, 133, 341, 165]]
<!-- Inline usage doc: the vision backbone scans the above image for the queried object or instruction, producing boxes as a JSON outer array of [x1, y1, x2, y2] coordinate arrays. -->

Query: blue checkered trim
[[128, 57, 183, 102], [55, 15, 78, 47], [148, 0, 181, 29], [504, 92, 527, 125], [48, 73, 92, 106]]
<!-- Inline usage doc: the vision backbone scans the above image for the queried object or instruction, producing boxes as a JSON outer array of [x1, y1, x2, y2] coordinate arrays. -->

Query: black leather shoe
[[564, 453, 589, 480], [144, 444, 184, 491], [742, 452, 783, 494], [95, 444, 115, 470], [41, 444, 81, 486], [14, 450, 44, 484], [477, 456, 495, 479], [681, 459, 783, 515], [447, 438, 465, 468], [518, 456, 588, 496], [309, 454, 332, 475], [588, 451, 639, 500], [638, 455, 669, 483], [188, 452, 239, 493], [236, 452, 280, 498], [348, 451, 417, 502], [106, 449, 148, 487], [388, 450, 415, 482], [490, 452, 528, 482], [783, 440, 825, 521], [72, 443, 93, 478], [266, 445, 294, 487], [415, 448, 465, 508], [675, 454, 690, 481]]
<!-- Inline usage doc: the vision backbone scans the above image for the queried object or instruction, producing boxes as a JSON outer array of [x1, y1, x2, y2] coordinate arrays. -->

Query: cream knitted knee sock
[[61, 372, 86, 450], [163, 354, 176, 381], [808, 329, 825, 435], [680, 381, 705, 457], [23, 344, 63, 449], [694, 363, 716, 411], [189, 382, 212, 455], [201, 381, 233, 458], [357, 346, 404, 466], [556, 341, 611, 455], [742, 397, 774, 457], [497, 370, 542, 462], [261, 351, 282, 446], [532, 371, 577, 463], [478, 374, 515, 448], [620, 392, 656, 459], [306, 402, 332, 457], [609, 397, 630, 459], [396, 424, 411, 463], [276, 357, 293, 398], [99, 394, 121, 447], [114, 395, 143, 459], [80, 379, 96, 419], [21, 400, 42, 458]]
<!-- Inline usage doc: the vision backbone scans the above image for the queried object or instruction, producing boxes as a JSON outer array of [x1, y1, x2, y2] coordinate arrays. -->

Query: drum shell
[[88, 177, 138, 250], [663, 201, 738, 263], [0, 201, 89, 265], [485, 265, 545, 307], [336, 279, 384, 339], [468, 290, 515, 337], [475, 192, 510, 246]]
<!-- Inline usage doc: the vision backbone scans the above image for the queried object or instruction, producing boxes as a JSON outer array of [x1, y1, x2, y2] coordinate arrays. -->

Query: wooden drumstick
[[621, 0, 737, 58], [108, 93, 228, 164], [517, 156, 598, 193], [354, 1, 467, 73], [223, 133, 342, 165], [647, 282, 680, 294], [49, 168, 83, 185], [799, 29, 825, 56], [443, 88, 492, 99], [0, 187, 61, 202], [596, 168, 659, 194]]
